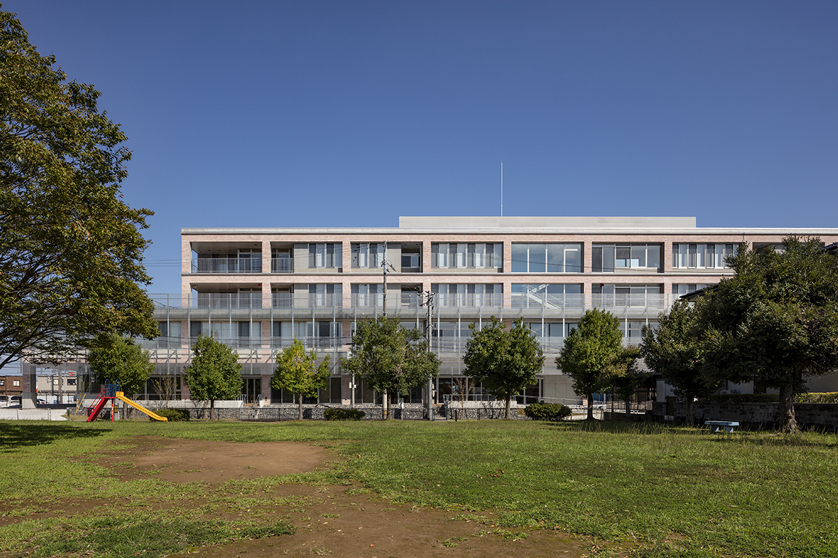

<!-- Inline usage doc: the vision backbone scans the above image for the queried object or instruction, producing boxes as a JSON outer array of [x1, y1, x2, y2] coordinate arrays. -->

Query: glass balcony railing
[[192, 257, 262, 274], [196, 293, 263, 309], [510, 293, 585, 309], [271, 258, 293, 273], [434, 293, 504, 308]]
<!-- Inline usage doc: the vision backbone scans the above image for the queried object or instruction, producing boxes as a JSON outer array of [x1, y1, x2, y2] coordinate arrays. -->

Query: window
[[351, 284, 383, 307], [308, 243, 342, 269], [272, 321, 343, 348], [309, 284, 342, 307], [672, 244, 735, 269], [593, 284, 664, 308], [351, 243, 385, 268], [672, 283, 712, 296], [431, 243, 502, 269], [511, 243, 582, 273], [13, 380, 20, 387], [432, 284, 502, 307], [592, 244, 661, 272], [511, 284, 583, 308]]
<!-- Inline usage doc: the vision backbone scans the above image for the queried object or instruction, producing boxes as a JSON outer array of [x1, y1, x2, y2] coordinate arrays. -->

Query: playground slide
[[115, 392, 168, 422], [86, 397, 107, 422]]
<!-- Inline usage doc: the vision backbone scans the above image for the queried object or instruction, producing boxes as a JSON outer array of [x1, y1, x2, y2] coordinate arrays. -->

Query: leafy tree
[[557, 308, 623, 420], [608, 346, 649, 422], [641, 300, 721, 425], [341, 316, 439, 420], [271, 339, 331, 421], [87, 334, 154, 398], [184, 336, 243, 419], [0, 9, 157, 369], [699, 237, 838, 433], [463, 317, 545, 420]]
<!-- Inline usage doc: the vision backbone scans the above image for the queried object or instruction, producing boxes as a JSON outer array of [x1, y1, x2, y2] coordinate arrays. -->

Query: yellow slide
[[115, 392, 168, 422]]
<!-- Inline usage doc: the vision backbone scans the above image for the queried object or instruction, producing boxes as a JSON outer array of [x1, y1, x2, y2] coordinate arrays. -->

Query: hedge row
[[524, 402, 572, 421], [795, 392, 838, 404], [324, 408, 366, 421]]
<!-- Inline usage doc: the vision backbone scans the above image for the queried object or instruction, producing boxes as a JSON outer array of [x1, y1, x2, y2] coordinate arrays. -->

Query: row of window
[[195, 242, 737, 274]]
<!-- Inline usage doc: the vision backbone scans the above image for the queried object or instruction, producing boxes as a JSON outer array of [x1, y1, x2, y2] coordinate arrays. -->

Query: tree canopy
[[641, 299, 722, 425], [698, 237, 838, 433], [557, 308, 623, 420], [87, 333, 154, 398], [0, 9, 157, 368], [184, 336, 243, 418], [608, 346, 648, 422], [463, 317, 545, 419], [341, 316, 439, 419], [271, 339, 331, 421]]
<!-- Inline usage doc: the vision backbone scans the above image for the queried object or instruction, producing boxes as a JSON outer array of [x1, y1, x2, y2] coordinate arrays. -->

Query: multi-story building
[[130, 216, 838, 407]]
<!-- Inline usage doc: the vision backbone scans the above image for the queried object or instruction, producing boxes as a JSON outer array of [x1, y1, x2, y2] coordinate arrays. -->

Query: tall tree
[[271, 339, 331, 421], [87, 334, 155, 398], [463, 317, 545, 420], [608, 346, 649, 422], [341, 316, 439, 420], [184, 336, 243, 419], [557, 308, 623, 420], [699, 237, 838, 433], [0, 9, 157, 369], [641, 299, 721, 425]]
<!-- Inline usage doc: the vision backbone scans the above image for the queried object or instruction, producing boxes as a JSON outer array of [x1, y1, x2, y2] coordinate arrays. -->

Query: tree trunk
[[210, 399, 215, 421], [504, 395, 511, 420], [624, 397, 631, 422], [685, 397, 695, 427], [778, 381, 799, 434], [298, 393, 303, 421], [586, 391, 594, 420]]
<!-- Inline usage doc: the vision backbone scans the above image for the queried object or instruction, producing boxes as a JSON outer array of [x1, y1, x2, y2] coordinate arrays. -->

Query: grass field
[[0, 419, 836, 557]]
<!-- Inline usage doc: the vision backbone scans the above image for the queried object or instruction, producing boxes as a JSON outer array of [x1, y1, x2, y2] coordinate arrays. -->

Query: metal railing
[[196, 293, 263, 309], [434, 293, 504, 308], [511, 293, 585, 309], [192, 258, 262, 274], [271, 258, 293, 273]]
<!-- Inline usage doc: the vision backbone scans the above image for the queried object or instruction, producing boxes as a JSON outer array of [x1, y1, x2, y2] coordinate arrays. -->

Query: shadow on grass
[[0, 423, 106, 452]]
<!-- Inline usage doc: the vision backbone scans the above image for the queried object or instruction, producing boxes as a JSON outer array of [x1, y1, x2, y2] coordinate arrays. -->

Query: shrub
[[795, 392, 838, 404], [324, 408, 366, 421], [524, 402, 571, 421], [153, 408, 190, 421]]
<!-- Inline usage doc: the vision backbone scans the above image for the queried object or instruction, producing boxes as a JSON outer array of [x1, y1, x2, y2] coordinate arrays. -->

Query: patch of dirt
[[5, 436, 587, 557], [98, 436, 330, 483]]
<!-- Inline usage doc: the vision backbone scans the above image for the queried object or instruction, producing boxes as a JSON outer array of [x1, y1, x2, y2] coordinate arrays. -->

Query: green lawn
[[1, 419, 836, 557]]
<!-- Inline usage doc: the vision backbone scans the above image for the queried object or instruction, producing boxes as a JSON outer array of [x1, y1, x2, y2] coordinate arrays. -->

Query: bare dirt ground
[[8, 436, 588, 557]]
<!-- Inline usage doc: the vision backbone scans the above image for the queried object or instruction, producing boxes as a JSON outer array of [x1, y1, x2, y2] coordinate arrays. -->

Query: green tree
[[463, 317, 545, 420], [608, 346, 649, 422], [0, 9, 157, 369], [557, 308, 623, 420], [87, 334, 155, 398], [341, 316, 439, 420], [271, 339, 331, 421], [184, 336, 243, 419], [699, 237, 838, 433], [641, 299, 721, 425]]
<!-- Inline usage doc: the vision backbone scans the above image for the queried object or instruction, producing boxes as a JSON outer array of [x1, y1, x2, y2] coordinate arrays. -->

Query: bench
[[705, 420, 739, 433]]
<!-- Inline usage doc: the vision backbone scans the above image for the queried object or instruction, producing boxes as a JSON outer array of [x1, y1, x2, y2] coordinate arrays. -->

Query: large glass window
[[512, 243, 582, 273], [672, 243, 735, 269], [272, 321, 343, 347], [432, 243, 502, 269], [432, 284, 502, 307], [351, 283, 383, 307], [351, 243, 385, 268], [593, 244, 661, 272], [308, 284, 342, 307], [308, 243, 342, 269], [511, 284, 583, 308]]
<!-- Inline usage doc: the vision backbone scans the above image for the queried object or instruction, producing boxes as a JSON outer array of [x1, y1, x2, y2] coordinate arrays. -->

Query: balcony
[[435, 293, 504, 308], [511, 293, 585, 310], [271, 257, 293, 273], [196, 293, 263, 309], [271, 293, 343, 309], [591, 293, 670, 312], [192, 257, 262, 274]]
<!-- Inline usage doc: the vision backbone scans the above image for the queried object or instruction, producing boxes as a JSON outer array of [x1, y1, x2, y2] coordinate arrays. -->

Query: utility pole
[[420, 290, 435, 420]]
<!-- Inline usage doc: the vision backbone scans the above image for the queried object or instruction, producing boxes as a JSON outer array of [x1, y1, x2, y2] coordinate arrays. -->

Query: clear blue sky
[[5, 1, 838, 294]]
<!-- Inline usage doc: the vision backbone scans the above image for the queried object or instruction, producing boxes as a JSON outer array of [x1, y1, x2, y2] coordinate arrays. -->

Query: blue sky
[[5, 1, 838, 294]]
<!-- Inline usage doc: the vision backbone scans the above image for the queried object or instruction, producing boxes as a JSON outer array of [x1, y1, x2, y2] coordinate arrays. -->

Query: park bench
[[705, 420, 739, 433]]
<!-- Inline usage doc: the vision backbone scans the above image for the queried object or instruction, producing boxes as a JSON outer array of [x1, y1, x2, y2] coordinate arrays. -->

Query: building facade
[[125, 216, 838, 407]]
